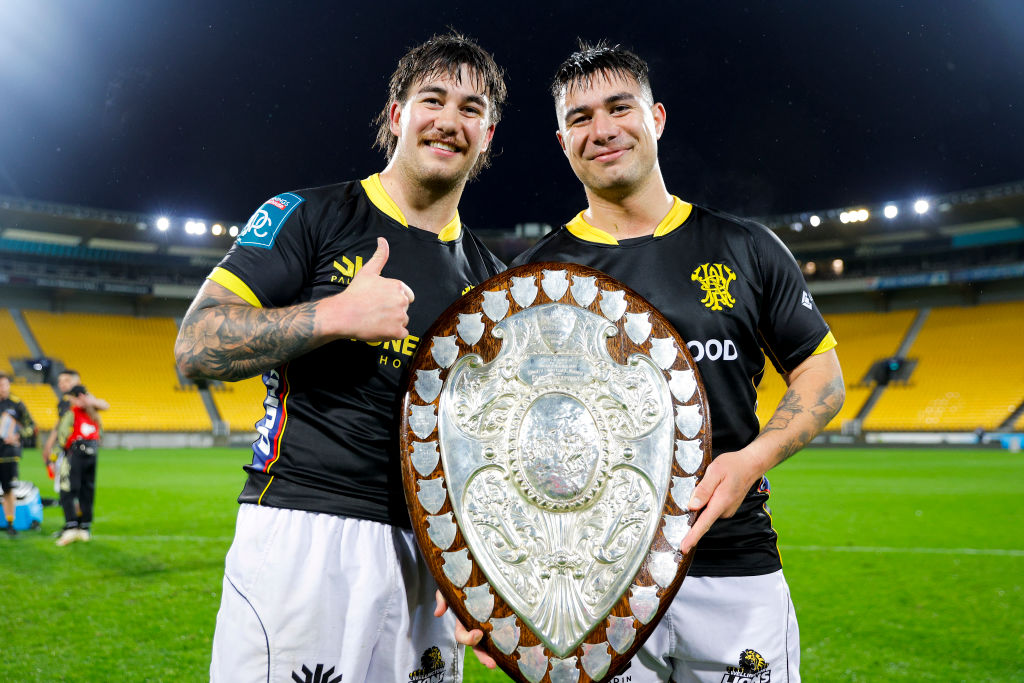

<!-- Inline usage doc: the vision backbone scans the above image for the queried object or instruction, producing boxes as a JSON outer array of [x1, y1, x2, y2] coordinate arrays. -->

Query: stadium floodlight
[[212, 223, 224, 236], [914, 199, 930, 214], [194, 221, 207, 235], [184, 220, 195, 234], [832, 258, 845, 275], [228, 225, 239, 237], [884, 204, 898, 219], [156, 216, 170, 232], [809, 215, 821, 227], [840, 211, 850, 224]]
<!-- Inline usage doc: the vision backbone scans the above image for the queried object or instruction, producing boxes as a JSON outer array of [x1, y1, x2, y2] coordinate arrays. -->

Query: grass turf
[[1, 447, 1021, 681]]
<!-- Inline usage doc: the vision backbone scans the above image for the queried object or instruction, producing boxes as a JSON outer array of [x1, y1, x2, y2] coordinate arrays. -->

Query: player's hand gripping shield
[[400, 263, 711, 683]]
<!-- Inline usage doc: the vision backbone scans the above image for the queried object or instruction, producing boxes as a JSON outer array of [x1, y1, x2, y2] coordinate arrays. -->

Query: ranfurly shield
[[400, 263, 711, 683]]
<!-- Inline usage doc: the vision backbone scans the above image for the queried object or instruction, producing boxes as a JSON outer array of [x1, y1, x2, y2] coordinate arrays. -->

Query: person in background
[[1, 372, 37, 537], [54, 384, 106, 546]]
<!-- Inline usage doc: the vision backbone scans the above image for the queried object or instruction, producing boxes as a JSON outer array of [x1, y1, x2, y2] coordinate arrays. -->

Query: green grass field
[[1, 447, 1021, 681]]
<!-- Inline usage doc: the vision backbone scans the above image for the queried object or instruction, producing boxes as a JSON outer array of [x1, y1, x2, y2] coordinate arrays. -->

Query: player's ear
[[556, 130, 566, 152], [481, 123, 496, 152], [652, 102, 666, 139], [388, 101, 403, 137]]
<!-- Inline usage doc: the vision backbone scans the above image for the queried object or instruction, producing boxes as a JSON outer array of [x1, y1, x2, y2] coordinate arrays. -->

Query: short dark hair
[[551, 40, 652, 106], [374, 31, 507, 176], [69, 384, 88, 397], [59, 369, 79, 378], [0, 372, 9, 382]]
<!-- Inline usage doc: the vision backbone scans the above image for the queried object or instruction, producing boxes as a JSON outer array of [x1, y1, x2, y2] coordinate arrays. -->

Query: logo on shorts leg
[[291, 663, 342, 683], [721, 648, 771, 682], [408, 646, 446, 683]]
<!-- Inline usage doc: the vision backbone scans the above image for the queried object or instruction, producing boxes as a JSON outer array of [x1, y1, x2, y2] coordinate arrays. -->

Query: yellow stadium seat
[[865, 301, 1024, 431]]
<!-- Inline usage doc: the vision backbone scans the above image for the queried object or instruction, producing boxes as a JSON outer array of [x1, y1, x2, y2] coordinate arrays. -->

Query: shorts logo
[[291, 663, 342, 683], [692, 263, 737, 311], [237, 192, 304, 249], [408, 646, 445, 683], [721, 648, 771, 682]]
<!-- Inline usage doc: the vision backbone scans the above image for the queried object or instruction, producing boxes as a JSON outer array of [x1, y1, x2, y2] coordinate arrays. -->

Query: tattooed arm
[[174, 237, 415, 382], [680, 348, 844, 553]]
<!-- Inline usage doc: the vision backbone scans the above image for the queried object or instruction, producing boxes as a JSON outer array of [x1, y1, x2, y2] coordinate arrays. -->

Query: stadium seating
[[210, 376, 267, 434], [5, 303, 1022, 434], [865, 301, 1024, 431], [22, 311, 210, 431], [755, 310, 917, 431], [0, 308, 32, 376]]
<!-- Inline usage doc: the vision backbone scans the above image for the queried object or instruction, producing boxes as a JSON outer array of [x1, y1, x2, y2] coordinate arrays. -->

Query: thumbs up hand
[[320, 237, 416, 341]]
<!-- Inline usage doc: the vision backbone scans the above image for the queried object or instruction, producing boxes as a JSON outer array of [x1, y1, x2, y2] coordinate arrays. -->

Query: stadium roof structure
[[1, 179, 1023, 308]]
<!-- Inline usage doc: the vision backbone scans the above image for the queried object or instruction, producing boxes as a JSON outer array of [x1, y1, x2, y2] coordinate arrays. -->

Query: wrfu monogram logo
[[691, 263, 737, 311]]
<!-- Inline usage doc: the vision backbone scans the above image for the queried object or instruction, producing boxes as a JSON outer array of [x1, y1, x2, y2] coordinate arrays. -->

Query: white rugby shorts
[[210, 504, 462, 683], [612, 570, 800, 683]]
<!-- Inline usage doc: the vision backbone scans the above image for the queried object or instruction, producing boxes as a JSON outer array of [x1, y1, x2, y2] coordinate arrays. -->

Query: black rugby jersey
[[512, 198, 835, 576], [210, 174, 505, 527]]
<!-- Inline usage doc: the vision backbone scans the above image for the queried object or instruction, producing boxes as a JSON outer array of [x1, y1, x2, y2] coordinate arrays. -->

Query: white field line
[[86, 537, 1024, 557], [782, 544, 1024, 557]]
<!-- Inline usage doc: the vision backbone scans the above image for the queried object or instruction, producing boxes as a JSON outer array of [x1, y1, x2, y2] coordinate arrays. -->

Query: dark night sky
[[1, 1, 1022, 230]]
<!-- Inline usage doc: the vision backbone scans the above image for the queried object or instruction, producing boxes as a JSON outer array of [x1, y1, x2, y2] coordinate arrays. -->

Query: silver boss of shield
[[438, 303, 676, 657]]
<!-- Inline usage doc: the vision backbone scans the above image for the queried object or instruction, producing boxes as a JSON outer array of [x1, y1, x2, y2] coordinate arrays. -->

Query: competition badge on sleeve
[[400, 263, 711, 683]]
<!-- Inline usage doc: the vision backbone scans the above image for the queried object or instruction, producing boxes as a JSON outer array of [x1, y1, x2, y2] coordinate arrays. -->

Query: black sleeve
[[753, 224, 831, 373], [214, 192, 315, 307]]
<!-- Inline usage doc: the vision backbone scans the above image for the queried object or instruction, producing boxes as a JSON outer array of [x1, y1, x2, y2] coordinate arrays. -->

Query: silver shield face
[[402, 265, 710, 683]]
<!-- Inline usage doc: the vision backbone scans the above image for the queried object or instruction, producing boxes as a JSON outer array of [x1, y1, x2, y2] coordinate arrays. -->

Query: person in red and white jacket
[[55, 384, 107, 546]]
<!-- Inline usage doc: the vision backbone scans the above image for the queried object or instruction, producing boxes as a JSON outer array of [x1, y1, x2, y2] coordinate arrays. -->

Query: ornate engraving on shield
[[401, 263, 712, 683]]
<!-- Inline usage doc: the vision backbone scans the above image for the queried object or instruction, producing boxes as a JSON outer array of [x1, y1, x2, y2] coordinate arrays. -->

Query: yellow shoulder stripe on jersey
[[208, 267, 263, 308], [812, 331, 838, 355], [360, 173, 462, 242], [566, 196, 693, 244]]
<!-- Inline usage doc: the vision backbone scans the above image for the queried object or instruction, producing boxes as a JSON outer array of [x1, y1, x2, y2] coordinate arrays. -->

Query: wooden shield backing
[[400, 263, 711, 683]]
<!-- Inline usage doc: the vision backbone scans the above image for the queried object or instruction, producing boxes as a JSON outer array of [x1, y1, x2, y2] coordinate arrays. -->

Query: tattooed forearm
[[175, 297, 320, 382], [760, 373, 845, 463]]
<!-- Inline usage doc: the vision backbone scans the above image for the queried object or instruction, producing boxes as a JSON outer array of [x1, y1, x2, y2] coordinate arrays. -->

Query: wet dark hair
[[551, 40, 653, 106], [374, 31, 507, 176]]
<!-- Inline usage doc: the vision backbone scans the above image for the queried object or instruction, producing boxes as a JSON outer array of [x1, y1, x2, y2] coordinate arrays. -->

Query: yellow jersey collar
[[565, 196, 693, 245], [360, 174, 462, 241]]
